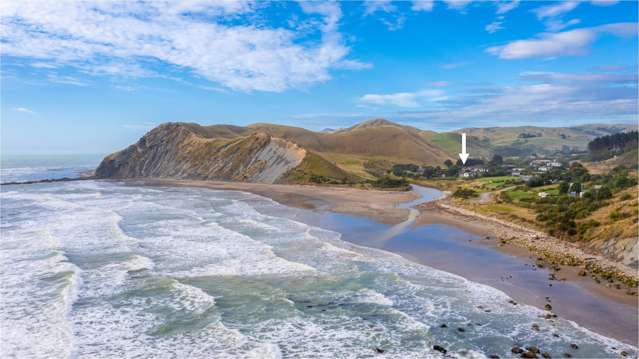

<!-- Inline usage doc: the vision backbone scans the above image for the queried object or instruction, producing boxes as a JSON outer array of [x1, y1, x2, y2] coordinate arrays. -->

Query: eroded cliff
[[96, 123, 306, 184]]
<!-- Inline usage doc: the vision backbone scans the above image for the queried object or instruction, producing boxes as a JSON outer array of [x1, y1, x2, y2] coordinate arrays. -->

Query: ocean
[[1, 154, 103, 183], [0, 159, 636, 358]]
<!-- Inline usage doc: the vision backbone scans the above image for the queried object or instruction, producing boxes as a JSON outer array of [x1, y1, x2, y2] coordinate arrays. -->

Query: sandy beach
[[125, 178, 638, 345], [128, 178, 418, 224]]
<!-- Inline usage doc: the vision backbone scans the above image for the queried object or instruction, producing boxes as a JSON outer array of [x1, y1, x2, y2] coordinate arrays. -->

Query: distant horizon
[[2, 1, 637, 154]]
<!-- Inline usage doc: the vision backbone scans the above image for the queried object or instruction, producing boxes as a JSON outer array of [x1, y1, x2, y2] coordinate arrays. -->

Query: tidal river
[[1, 179, 635, 358]]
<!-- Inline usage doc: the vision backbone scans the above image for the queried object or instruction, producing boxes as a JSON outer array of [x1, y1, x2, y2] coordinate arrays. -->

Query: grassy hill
[[456, 124, 637, 157]]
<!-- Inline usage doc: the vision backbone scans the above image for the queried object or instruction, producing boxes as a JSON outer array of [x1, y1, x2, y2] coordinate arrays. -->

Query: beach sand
[[129, 178, 418, 224], [125, 178, 638, 345]]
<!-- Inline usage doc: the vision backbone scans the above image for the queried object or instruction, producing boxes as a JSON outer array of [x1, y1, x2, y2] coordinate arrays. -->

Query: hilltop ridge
[[96, 119, 637, 185]]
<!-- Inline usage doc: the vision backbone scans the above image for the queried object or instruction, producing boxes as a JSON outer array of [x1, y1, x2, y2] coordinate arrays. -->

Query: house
[[538, 192, 548, 198], [530, 159, 561, 170], [461, 166, 487, 178]]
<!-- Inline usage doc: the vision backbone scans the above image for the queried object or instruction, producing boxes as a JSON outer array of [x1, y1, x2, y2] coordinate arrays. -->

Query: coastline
[[126, 178, 418, 224], [418, 195, 638, 288], [123, 178, 638, 345]]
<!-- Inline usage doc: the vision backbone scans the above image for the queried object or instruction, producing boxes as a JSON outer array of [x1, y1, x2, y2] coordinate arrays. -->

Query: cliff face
[[96, 123, 306, 184]]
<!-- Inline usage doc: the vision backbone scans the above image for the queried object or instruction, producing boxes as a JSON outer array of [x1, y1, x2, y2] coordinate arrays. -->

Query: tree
[[527, 177, 544, 187], [489, 154, 503, 166], [597, 186, 612, 200], [588, 131, 638, 161], [571, 182, 581, 194], [559, 181, 570, 194], [444, 159, 453, 168]]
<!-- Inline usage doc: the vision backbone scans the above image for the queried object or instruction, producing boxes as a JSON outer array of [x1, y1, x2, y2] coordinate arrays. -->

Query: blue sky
[[1, 0, 637, 154]]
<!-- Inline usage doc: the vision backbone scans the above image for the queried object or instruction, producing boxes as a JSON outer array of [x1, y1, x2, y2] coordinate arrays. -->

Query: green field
[[506, 190, 535, 201]]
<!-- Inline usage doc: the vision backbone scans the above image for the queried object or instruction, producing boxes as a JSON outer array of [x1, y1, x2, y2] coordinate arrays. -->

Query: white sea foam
[[171, 280, 217, 314], [353, 288, 394, 306], [247, 343, 282, 359]]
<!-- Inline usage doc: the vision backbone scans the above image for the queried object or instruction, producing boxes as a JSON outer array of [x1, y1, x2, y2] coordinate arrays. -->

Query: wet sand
[[291, 210, 638, 346]]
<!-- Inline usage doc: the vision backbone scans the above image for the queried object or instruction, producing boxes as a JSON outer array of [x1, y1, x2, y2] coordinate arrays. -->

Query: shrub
[[621, 193, 633, 201], [453, 188, 478, 199], [372, 176, 410, 190], [578, 219, 600, 238], [610, 210, 631, 222], [596, 186, 612, 200]]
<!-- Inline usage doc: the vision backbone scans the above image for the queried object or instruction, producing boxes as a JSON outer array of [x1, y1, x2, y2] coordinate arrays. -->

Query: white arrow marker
[[459, 133, 469, 164]]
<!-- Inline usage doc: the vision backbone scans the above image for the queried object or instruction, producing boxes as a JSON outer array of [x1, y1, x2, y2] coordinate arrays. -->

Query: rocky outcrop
[[96, 123, 305, 184], [583, 237, 638, 269]]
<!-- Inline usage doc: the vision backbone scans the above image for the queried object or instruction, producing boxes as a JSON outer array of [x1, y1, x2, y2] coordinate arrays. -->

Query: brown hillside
[[250, 119, 452, 165]]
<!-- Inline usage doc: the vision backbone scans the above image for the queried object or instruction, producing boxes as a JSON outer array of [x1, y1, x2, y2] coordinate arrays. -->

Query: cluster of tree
[[370, 176, 410, 190], [453, 188, 478, 199], [526, 162, 590, 188], [518, 132, 541, 139], [391, 155, 508, 180], [588, 131, 638, 161], [308, 174, 355, 185], [533, 165, 636, 238], [391, 164, 421, 177]]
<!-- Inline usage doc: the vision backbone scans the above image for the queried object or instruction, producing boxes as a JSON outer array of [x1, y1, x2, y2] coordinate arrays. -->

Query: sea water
[[1, 179, 636, 359], [0, 154, 102, 183]]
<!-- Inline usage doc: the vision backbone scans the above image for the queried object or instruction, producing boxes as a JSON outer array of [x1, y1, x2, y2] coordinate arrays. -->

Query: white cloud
[[485, 19, 504, 34], [519, 71, 637, 84], [534, 1, 579, 19], [496, 0, 519, 14], [444, 0, 473, 10], [46, 74, 91, 87], [0, 1, 364, 92], [30, 62, 57, 69], [362, 0, 406, 31], [411, 1, 435, 12], [395, 69, 637, 125], [14, 107, 35, 115], [486, 23, 637, 59], [486, 1, 517, 34], [334, 60, 374, 70], [533, 1, 616, 31], [544, 18, 581, 32], [360, 89, 447, 108], [363, 0, 396, 15]]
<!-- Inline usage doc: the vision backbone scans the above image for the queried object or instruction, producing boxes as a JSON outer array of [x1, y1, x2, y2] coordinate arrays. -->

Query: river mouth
[[396, 184, 445, 209]]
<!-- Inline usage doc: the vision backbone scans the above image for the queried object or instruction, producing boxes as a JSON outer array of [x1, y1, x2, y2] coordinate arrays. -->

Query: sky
[[1, 0, 637, 154]]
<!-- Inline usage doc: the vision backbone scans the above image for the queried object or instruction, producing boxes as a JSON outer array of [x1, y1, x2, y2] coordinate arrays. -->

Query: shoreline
[[122, 178, 638, 345], [125, 178, 418, 224], [418, 196, 638, 288]]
